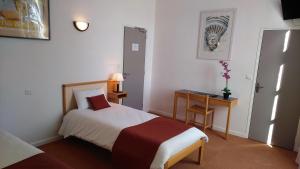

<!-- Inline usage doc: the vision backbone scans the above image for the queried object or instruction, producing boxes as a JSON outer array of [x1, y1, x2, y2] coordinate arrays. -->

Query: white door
[[122, 27, 147, 110], [249, 30, 300, 150]]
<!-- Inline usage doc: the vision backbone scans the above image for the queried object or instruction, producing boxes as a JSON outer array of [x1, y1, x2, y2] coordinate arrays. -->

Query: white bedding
[[59, 103, 208, 169], [0, 129, 43, 169]]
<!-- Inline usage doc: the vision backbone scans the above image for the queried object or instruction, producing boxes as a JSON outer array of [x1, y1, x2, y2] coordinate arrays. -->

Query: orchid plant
[[219, 60, 231, 95]]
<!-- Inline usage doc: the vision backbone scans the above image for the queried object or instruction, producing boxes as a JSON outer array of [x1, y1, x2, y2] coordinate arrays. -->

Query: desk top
[[175, 89, 238, 102]]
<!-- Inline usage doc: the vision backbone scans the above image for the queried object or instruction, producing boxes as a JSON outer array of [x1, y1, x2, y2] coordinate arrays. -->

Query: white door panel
[[249, 30, 300, 150], [122, 27, 146, 110]]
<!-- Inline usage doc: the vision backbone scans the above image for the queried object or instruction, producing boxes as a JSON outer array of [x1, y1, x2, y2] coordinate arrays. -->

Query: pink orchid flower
[[219, 60, 231, 93]]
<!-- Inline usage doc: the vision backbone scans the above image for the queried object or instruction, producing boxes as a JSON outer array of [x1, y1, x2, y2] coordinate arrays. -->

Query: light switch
[[245, 75, 252, 81], [292, 19, 300, 26]]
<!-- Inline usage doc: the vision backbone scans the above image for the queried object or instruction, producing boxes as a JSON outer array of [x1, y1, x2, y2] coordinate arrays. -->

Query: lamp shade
[[112, 73, 124, 81]]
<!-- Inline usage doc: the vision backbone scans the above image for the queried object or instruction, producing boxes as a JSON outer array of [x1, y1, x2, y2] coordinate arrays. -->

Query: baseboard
[[150, 109, 248, 138], [149, 109, 173, 118], [212, 125, 248, 138], [30, 135, 62, 147]]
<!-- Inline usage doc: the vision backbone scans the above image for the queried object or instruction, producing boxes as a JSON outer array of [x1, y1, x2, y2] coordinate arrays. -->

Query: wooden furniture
[[62, 80, 110, 114], [186, 93, 215, 132], [62, 81, 206, 169], [173, 89, 238, 139], [108, 91, 128, 104]]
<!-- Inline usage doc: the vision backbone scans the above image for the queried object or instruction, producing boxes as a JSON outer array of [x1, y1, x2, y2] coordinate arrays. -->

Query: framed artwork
[[197, 8, 236, 60], [0, 0, 50, 40]]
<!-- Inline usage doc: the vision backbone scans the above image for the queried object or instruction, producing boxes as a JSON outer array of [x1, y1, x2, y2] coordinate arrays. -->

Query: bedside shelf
[[108, 92, 128, 104]]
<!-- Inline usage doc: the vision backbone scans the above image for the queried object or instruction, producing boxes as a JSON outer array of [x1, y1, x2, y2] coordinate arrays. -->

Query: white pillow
[[74, 88, 105, 110]]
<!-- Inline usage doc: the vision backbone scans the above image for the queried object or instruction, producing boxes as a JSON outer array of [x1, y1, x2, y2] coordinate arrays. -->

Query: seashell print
[[205, 16, 229, 51]]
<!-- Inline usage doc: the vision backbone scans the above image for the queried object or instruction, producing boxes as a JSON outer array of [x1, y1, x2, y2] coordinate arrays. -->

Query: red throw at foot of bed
[[112, 117, 192, 169]]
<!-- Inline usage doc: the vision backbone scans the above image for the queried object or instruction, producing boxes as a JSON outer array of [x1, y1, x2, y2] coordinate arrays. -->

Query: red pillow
[[87, 94, 111, 111]]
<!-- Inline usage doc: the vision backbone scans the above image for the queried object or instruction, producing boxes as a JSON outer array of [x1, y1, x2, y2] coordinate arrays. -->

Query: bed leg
[[197, 143, 204, 165], [164, 163, 169, 169]]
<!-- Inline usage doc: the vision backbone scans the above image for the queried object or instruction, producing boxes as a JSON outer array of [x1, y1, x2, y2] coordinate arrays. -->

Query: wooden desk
[[173, 89, 238, 139]]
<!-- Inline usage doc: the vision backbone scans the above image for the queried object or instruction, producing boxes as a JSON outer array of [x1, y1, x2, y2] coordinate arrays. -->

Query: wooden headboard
[[62, 80, 117, 114]]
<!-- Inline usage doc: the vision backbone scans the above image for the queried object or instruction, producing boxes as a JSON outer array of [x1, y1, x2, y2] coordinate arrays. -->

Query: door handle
[[123, 73, 130, 79], [255, 83, 264, 93]]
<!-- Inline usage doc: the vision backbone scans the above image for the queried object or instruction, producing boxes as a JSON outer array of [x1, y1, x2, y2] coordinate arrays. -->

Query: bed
[[59, 80, 208, 169], [0, 129, 72, 169]]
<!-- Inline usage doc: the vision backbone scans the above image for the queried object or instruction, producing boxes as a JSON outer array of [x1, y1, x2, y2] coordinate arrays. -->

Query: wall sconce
[[73, 21, 89, 32]]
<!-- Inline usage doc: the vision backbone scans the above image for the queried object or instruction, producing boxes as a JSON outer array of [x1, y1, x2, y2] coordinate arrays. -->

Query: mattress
[[59, 103, 208, 169]]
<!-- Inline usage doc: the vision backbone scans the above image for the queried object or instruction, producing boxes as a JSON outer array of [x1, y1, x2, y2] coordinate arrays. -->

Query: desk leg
[[173, 94, 178, 120], [225, 104, 232, 139]]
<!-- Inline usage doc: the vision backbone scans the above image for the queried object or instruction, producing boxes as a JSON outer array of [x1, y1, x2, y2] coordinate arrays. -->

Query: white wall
[[150, 0, 300, 137], [0, 0, 156, 144]]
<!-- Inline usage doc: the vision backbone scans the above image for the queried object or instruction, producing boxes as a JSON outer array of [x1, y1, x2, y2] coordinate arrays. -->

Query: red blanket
[[5, 153, 73, 169], [112, 117, 192, 169]]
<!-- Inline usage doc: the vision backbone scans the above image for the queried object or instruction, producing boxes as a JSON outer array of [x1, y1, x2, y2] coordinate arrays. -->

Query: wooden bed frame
[[62, 80, 205, 169]]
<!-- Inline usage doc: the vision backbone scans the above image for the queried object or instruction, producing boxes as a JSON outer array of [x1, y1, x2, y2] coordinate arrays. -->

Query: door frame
[[245, 27, 299, 138], [122, 26, 148, 110]]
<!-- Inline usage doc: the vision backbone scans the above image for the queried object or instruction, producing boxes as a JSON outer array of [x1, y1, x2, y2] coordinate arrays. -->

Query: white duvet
[[59, 103, 208, 169], [0, 129, 43, 169]]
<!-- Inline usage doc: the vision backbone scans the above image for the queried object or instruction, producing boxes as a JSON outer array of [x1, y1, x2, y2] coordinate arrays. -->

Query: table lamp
[[112, 73, 124, 93]]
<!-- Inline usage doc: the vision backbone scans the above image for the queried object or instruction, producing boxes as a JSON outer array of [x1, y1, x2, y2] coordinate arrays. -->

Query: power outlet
[[24, 89, 32, 96]]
